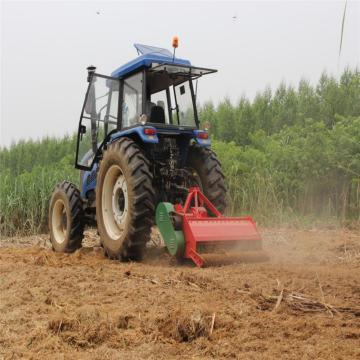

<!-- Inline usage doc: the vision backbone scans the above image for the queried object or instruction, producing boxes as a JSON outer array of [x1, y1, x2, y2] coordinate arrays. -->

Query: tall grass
[[212, 115, 360, 227], [0, 154, 78, 237]]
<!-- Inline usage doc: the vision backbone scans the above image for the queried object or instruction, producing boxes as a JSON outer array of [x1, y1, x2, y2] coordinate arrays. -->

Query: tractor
[[49, 42, 262, 267]]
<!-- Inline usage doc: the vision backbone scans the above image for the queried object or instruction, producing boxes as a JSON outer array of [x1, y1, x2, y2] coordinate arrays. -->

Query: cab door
[[75, 74, 120, 170]]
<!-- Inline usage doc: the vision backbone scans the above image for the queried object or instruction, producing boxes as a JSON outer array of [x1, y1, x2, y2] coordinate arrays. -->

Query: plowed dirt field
[[1, 228, 359, 359]]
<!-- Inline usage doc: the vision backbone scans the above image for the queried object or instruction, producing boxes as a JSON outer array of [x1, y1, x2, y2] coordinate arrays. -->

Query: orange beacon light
[[172, 36, 179, 48]]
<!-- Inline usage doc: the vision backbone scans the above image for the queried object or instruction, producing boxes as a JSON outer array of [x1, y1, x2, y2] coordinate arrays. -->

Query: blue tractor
[[48, 43, 261, 265]]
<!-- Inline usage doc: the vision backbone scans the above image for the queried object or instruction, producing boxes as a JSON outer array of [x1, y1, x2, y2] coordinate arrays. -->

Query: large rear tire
[[96, 138, 155, 260], [186, 145, 227, 213], [49, 181, 84, 252]]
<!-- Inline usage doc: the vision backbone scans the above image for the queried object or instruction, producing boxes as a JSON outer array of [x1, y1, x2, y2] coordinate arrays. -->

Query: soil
[[0, 228, 359, 359]]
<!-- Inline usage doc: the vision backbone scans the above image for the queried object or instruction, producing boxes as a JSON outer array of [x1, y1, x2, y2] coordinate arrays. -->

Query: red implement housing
[[174, 187, 262, 267]]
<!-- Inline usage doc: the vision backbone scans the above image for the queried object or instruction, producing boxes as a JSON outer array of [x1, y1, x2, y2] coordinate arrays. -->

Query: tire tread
[[187, 145, 227, 213]]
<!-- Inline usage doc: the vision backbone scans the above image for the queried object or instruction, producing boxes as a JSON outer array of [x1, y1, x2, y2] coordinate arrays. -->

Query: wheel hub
[[52, 199, 67, 244], [112, 176, 128, 226]]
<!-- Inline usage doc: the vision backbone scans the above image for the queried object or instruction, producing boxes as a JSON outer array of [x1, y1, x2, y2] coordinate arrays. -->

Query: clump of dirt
[[176, 271, 218, 290], [48, 316, 77, 333], [158, 308, 216, 342], [32, 249, 63, 266], [48, 306, 133, 348]]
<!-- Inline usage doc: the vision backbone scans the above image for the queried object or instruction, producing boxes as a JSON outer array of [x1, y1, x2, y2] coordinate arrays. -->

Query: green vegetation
[[0, 136, 78, 236], [203, 69, 360, 225], [1, 69, 359, 236]]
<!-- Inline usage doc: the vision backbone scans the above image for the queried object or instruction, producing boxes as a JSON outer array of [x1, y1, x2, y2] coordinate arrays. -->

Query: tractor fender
[[80, 126, 158, 198]]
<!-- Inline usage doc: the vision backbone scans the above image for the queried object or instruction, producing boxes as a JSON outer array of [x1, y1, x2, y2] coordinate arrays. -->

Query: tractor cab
[[75, 43, 216, 170]]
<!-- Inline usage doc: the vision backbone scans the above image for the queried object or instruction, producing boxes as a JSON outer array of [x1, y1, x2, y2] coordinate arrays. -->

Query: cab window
[[122, 73, 143, 127], [149, 89, 169, 124]]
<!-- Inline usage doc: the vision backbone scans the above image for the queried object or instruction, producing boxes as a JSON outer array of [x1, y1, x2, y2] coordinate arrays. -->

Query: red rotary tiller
[[156, 187, 263, 267]]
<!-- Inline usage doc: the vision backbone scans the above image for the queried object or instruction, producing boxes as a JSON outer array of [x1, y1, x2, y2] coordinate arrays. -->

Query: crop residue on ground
[[0, 229, 359, 359]]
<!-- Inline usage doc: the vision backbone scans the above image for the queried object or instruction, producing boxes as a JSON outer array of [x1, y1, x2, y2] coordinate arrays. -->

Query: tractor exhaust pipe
[[87, 65, 96, 82]]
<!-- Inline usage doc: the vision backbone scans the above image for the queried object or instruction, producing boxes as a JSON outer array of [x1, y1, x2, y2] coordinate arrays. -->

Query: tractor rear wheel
[[49, 181, 84, 252], [96, 138, 155, 260], [186, 145, 227, 213]]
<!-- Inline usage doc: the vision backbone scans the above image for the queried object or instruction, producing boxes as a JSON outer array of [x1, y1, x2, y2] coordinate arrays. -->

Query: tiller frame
[[156, 187, 262, 267]]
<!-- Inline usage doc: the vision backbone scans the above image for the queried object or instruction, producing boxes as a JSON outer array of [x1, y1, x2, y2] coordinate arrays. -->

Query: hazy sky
[[1, 0, 359, 147]]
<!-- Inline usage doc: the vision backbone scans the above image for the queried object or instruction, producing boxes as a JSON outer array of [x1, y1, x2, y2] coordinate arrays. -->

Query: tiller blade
[[156, 187, 264, 267]]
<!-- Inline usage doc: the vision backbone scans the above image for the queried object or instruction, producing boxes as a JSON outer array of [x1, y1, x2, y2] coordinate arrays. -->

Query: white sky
[[1, 0, 359, 147]]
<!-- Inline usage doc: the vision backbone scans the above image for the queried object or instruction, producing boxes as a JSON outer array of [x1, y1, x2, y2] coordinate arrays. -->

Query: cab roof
[[111, 44, 191, 79]]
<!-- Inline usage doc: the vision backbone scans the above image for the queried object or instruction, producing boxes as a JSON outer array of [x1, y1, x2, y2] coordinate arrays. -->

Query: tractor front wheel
[[96, 138, 155, 260], [49, 181, 84, 252]]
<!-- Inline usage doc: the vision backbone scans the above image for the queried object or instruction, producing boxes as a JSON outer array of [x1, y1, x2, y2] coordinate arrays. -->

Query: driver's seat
[[150, 105, 166, 124]]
